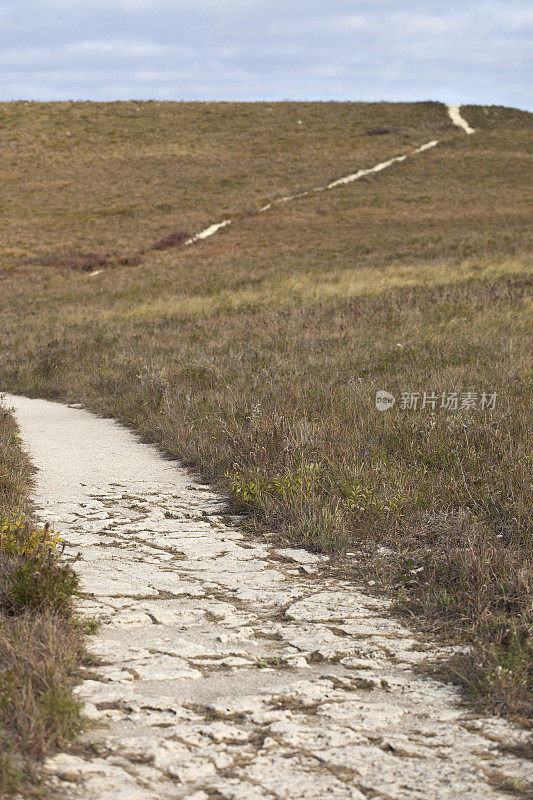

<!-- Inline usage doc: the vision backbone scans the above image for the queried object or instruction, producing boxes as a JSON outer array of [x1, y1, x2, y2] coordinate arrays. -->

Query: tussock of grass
[[0, 100, 531, 721], [0, 613, 83, 789], [0, 404, 83, 795]]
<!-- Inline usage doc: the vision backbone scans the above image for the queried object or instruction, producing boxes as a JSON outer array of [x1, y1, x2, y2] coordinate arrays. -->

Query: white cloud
[[0, 39, 176, 66], [331, 14, 371, 31], [67, 39, 174, 56], [134, 68, 194, 80], [398, 13, 458, 36], [309, 64, 345, 78], [118, 0, 164, 10], [0, 47, 53, 66], [0, 0, 530, 107], [498, 7, 533, 31]]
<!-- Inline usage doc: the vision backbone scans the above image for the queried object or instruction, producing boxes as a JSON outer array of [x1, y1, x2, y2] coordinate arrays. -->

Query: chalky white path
[[447, 105, 476, 135], [6, 394, 532, 800], [182, 104, 474, 247]]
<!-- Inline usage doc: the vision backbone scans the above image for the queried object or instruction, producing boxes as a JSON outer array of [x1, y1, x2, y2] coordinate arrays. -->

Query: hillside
[[0, 100, 531, 729]]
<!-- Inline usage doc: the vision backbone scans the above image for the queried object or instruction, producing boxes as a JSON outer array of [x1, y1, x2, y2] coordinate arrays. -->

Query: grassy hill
[[0, 100, 531, 740]]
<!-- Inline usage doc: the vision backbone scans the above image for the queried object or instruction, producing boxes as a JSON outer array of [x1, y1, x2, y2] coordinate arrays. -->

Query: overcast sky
[[1, 1, 531, 108]]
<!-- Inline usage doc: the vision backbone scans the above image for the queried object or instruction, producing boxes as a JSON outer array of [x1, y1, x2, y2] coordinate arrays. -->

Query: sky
[[1, 1, 531, 108]]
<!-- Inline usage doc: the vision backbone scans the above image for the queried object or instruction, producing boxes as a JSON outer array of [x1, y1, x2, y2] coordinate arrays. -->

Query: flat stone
[[97, 667, 135, 682], [43, 754, 168, 799], [275, 548, 327, 565], [286, 590, 389, 622], [199, 721, 250, 742], [240, 752, 368, 799], [128, 655, 204, 681], [105, 610, 154, 627]]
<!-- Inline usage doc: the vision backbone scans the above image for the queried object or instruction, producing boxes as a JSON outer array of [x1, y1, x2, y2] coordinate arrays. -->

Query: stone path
[[6, 394, 531, 800]]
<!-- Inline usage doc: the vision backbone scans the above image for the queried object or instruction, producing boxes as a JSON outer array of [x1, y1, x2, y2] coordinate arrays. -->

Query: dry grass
[[0, 405, 83, 795], [0, 613, 83, 790], [0, 100, 531, 721], [0, 100, 451, 263]]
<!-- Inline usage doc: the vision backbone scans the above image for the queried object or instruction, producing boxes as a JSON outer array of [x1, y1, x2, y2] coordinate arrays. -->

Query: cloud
[[68, 39, 174, 56], [0, 40, 179, 67], [326, 14, 371, 32], [501, 7, 533, 31], [0, 0, 531, 108], [0, 47, 54, 67]]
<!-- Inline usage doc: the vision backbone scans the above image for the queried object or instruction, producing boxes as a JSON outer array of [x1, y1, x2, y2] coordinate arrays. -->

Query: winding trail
[[447, 105, 476, 135], [6, 394, 531, 800], [183, 104, 474, 247]]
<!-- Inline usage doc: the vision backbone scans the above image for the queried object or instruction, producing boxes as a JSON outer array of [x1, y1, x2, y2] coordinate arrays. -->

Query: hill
[[0, 100, 531, 731]]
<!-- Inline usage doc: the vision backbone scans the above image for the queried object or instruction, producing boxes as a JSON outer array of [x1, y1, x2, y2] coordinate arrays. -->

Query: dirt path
[[181, 104, 474, 247], [83, 103, 473, 276], [447, 105, 476, 134], [6, 394, 531, 800], [184, 138, 441, 246]]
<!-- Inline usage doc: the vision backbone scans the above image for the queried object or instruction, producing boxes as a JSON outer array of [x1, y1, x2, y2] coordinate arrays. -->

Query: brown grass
[[0, 614, 83, 786], [0, 403, 84, 795], [0, 100, 531, 721], [0, 100, 456, 265], [0, 406, 32, 516]]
